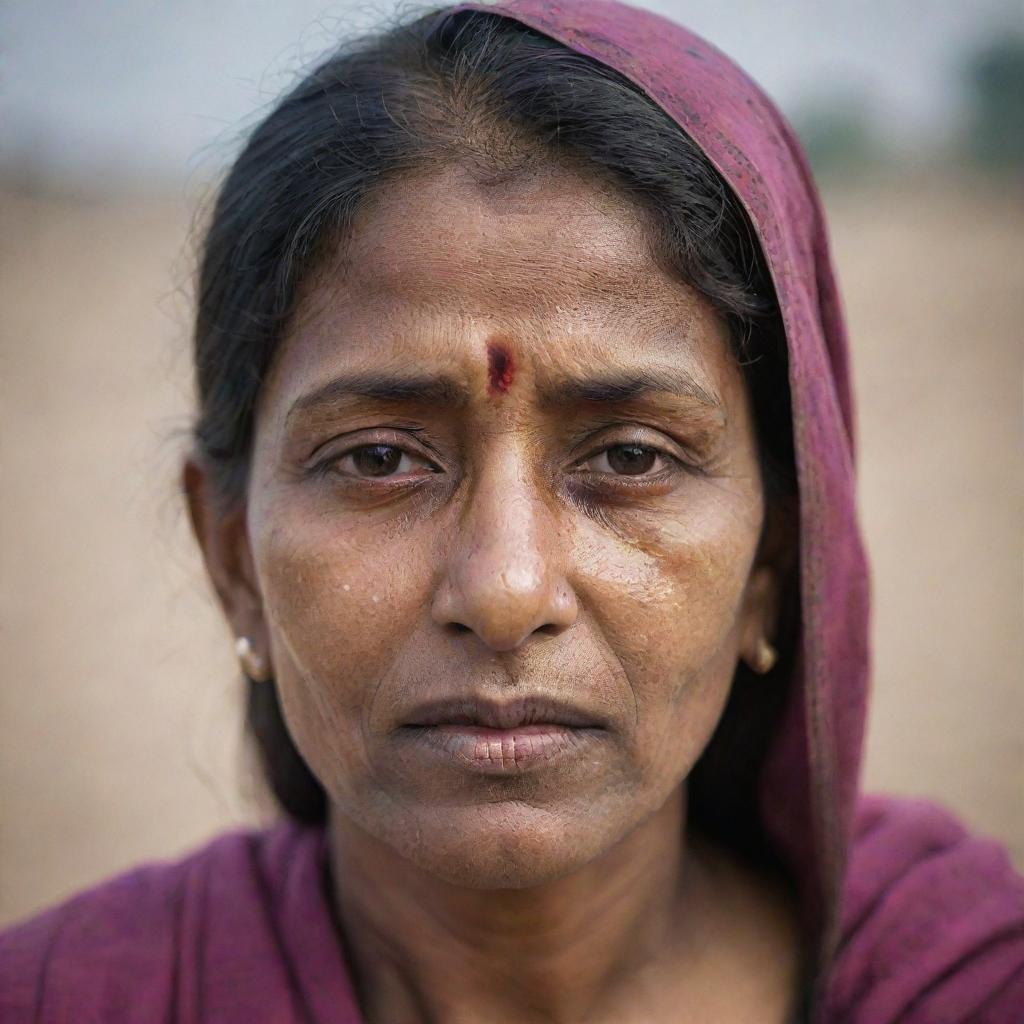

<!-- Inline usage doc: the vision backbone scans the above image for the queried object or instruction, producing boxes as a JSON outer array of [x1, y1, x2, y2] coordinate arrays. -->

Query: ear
[[738, 501, 793, 675], [738, 564, 781, 674], [183, 456, 270, 678]]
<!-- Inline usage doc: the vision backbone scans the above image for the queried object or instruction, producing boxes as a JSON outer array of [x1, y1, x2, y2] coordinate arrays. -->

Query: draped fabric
[[3, 2, 1022, 1020]]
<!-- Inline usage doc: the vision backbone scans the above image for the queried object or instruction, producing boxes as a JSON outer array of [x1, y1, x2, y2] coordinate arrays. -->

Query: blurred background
[[1, 0, 1022, 926]]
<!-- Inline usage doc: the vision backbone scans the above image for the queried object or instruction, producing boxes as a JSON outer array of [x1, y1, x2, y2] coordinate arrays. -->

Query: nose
[[431, 451, 578, 652]]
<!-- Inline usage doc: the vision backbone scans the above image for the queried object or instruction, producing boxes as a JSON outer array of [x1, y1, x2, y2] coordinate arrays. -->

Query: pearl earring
[[751, 637, 778, 675], [235, 636, 269, 682]]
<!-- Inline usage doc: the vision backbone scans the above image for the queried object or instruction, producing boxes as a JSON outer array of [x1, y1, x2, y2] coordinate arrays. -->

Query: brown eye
[[351, 444, 404, 477], [324, 441, 438, 481], [605, 444, 658, 475]]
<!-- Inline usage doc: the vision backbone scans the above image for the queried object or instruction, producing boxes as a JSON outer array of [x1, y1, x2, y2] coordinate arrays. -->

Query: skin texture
[[187, 163, 796, 1022]]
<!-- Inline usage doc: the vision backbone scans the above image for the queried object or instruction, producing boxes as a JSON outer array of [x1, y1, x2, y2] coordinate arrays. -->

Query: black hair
[[192, 8, 797, 859]]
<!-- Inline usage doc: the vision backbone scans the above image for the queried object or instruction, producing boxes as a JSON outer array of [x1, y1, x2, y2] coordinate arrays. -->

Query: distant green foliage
[[792, 96, 880, 179], [964, 36, 1024, 169]]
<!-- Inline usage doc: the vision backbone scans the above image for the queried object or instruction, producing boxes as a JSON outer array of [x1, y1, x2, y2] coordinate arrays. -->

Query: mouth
[[402, 696, 606, 731], [396, 696, 609, 775]]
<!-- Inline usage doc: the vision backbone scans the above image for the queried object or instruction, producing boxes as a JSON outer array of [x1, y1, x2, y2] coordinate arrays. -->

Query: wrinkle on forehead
[[272, 161, 739, 417], [323, 163, 674, 311]]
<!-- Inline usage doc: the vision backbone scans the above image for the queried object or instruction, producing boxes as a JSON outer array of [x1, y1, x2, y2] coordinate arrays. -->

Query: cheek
[[248, 495, 436, 787], [575, 483, 761, 763]]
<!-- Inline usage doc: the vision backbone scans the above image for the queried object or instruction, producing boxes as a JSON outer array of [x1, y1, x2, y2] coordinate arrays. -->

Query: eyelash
[[312, 437, 693, 488], [316, 444, 439, 481]]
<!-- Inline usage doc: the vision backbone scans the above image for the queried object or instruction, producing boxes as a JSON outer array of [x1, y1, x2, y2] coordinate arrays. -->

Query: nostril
[[535, 622, 567, 638]]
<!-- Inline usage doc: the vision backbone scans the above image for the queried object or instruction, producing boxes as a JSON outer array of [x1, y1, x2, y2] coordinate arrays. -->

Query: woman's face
[[211, 163, 779, 888]]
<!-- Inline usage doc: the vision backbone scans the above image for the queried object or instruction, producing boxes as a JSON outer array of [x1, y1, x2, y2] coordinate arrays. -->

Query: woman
[[2, 1, 1022, 1020]]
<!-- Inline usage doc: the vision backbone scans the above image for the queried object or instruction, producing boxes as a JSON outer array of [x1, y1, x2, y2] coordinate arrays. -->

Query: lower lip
[[399, 723, 603, 774]]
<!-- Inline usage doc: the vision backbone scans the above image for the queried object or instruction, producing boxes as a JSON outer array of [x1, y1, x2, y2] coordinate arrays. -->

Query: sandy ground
[[1, 175, 1021, 926]]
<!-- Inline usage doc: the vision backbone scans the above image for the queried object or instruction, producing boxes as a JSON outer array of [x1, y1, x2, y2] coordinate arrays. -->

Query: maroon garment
[[3, 1, 1022, 1021], [2, 802, 1022, 1022]]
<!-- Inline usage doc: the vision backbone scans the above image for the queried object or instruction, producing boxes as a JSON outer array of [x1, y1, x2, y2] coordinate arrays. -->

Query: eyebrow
[[538, 366, 722, 409], [285, 364, 721, 423], [286, 371, 470, 422]]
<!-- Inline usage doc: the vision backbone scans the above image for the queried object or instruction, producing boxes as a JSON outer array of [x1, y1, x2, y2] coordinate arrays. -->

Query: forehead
[[279, 163, 732, 384]]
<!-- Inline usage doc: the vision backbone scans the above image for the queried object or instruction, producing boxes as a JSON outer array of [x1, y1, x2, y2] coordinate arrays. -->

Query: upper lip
[[401, 696, 607, 731]]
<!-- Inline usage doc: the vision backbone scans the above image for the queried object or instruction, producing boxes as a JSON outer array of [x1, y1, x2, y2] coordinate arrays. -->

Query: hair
[[191, 8, 798, 860]]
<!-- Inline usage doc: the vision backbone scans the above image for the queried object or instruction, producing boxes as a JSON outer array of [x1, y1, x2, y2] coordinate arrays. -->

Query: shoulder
[[0, 823, 322, 1023], [825, 795, 1024, 1023]]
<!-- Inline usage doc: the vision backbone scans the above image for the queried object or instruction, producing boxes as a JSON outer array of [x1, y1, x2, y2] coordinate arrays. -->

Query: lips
[[401, 696, 606, 731], [396, 696, 609, 774]]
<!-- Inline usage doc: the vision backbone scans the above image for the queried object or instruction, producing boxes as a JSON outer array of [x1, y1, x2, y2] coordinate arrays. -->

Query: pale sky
[[2, 0, 1021, 185]]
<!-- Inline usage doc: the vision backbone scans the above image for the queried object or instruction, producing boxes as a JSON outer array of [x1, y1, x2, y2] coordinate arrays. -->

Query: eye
[[583, 444, 665, 476], [332, 444, 434, 479]]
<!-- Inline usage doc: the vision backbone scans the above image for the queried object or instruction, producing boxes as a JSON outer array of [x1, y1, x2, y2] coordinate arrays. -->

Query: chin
[[382, 801, 615, 890]]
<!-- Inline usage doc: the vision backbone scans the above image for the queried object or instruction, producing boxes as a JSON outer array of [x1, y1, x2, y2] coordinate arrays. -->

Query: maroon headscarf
[[3, 3, 1022, 1021]]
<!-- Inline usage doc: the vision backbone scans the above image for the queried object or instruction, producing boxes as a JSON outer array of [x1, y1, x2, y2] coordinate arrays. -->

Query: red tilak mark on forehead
[[486, 343, 515, 396]]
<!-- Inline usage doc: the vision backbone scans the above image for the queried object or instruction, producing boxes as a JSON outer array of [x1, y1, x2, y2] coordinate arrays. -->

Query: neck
[[326, 789, 705, 1024]]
